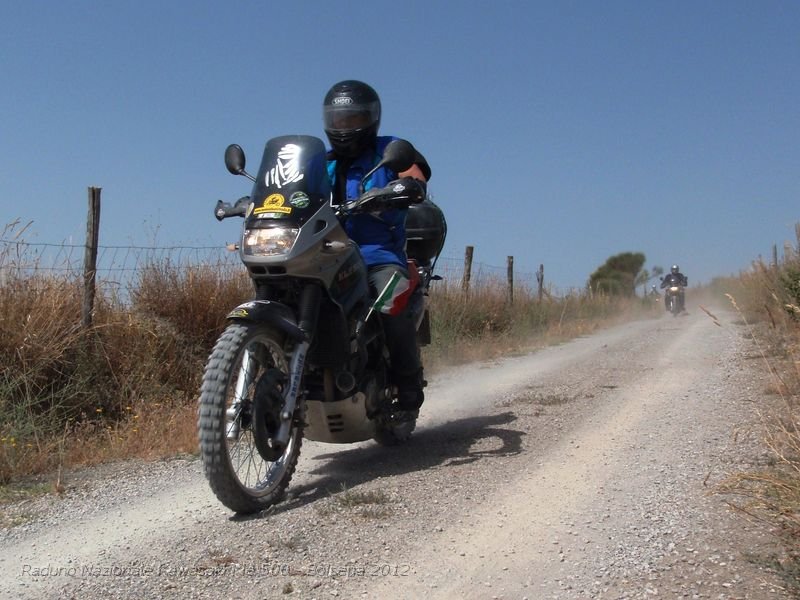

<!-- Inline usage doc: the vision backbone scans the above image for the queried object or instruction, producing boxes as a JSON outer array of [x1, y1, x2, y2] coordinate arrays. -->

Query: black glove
[[386, 177, 426, 206]]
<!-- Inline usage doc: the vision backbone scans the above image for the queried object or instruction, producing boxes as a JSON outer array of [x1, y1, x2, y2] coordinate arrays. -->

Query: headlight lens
[[242, 227, 299, 256], [669, 286, 680, 292]]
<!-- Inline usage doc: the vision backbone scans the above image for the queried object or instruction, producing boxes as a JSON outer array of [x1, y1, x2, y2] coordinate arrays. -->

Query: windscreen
[[245, 135, 331, 228]]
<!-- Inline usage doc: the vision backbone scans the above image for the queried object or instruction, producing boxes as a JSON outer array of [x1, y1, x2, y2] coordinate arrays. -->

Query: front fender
[[226, 300, 307, 342]]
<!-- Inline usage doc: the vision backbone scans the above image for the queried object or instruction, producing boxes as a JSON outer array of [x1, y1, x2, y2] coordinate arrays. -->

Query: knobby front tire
[[198, 323, 303, 514]]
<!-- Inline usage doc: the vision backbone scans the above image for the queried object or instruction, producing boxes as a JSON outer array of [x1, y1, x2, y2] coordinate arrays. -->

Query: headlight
[[242, 227, 299, 256], [669, 286, 680, 292]]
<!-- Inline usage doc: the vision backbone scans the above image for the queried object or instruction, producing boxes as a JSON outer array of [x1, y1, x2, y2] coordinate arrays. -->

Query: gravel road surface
[[0, 306, 791, 599]]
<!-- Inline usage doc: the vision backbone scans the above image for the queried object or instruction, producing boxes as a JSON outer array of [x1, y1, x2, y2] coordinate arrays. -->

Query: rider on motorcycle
[[323, 80, 430, 422], [660, 264, 688, 312]]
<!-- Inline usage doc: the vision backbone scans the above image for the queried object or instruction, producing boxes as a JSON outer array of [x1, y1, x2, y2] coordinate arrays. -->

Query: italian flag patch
[[372, 271, 415, 316]]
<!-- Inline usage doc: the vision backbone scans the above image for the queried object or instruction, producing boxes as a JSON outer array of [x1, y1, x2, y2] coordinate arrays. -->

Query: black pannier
[[405, 199, 446, 265]]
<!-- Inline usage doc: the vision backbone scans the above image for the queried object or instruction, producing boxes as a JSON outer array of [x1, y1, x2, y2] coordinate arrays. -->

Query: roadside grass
[[710, 258, 800, 592], [0, 237, 658, 490], [0, 481, 51, 505]]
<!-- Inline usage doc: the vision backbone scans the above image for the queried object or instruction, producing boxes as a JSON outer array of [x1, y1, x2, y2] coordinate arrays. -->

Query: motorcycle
[[198, 135, 446, 514], [663, 282, 684, 316]]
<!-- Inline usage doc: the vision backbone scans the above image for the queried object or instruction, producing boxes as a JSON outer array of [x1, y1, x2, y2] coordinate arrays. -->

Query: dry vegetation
[[709, 251, 800, 590], [0, 227, 252, 483]]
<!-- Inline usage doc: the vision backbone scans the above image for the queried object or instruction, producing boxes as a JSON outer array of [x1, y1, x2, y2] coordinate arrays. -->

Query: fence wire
[[0, 238, 561, 299]]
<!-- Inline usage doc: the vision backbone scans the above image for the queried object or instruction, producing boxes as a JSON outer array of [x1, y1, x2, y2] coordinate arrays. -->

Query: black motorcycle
[[198, 135, 446, 514]]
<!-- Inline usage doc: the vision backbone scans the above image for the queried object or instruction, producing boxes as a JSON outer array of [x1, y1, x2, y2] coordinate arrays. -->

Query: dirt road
[[0, 307, 790, 599]]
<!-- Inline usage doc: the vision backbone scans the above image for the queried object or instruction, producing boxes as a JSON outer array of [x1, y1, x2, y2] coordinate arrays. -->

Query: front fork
[[227, 284, 321, 446], [225, 348, 257, 440]]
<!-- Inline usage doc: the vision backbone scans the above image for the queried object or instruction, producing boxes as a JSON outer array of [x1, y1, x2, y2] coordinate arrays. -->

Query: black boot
[[395, 369, 426, 411]]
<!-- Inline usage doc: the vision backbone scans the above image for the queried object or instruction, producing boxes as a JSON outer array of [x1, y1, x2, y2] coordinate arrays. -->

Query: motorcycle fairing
[[328, 250, 370, 315], [239, 136, 370, 296]]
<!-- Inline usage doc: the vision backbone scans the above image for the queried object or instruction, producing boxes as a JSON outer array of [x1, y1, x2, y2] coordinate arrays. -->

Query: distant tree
[[589, 252, 646, 296]]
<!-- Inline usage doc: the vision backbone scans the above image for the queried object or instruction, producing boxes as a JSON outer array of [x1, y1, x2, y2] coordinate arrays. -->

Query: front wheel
[[198, 323, 303, 514], [671, 296, 681, 316]]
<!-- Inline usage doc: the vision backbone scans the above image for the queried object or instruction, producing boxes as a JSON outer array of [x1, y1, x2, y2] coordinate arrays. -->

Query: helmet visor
[[323, 100, 380, 133]]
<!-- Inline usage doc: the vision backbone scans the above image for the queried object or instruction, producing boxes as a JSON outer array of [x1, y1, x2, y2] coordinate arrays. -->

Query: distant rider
[[660, 264, 688, 312]]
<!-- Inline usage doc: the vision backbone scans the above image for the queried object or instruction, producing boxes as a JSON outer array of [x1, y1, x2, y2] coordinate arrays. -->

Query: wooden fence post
[[506, 256, 514, 305], [82, 186, 101, 330], [536, 264, 544, 301], [462, 245, 473, 296]]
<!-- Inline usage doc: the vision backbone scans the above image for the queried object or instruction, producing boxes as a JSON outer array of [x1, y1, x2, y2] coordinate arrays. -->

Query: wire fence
[[0, 238, 556, 299]]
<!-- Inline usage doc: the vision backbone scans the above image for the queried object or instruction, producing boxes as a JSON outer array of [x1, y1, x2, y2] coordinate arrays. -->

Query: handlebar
[[214, 196, 251, 221], [214, 177, 425, 222], [340, 178, 426, 215]]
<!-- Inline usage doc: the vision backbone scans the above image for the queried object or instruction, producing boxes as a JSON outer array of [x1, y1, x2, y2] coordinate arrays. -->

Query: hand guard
[[214, 196, 251, 221], [343, 178, 426, 213]]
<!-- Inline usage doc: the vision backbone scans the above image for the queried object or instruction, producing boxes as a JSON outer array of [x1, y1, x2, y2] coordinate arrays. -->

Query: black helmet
[[323, 80, 381, 158], [671, 264, 679, 274]]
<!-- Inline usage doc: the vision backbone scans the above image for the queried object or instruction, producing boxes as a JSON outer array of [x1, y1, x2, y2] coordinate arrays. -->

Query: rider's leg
[[368, 265, 424, 411]]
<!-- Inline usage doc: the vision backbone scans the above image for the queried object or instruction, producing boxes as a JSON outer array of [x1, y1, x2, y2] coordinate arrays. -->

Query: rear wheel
[[373, 415, 417, 446], [198, 323, 302, 514]]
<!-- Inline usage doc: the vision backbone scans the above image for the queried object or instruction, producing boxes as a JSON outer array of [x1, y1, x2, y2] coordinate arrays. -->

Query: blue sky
[[1, 1, 798, 291]]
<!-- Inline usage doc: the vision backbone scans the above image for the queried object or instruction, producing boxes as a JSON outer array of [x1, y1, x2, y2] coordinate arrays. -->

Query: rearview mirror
[[380, 139, 416, 174], [225, 144, 246, 176], [224, 144, 256, 182], [359, 139, 418, 194]]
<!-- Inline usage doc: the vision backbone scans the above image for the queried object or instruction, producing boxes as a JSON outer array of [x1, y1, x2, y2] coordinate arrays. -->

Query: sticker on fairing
[[264, 144, 305, 189], [289, 191, 310, 208], [254, 193, 292, 215]]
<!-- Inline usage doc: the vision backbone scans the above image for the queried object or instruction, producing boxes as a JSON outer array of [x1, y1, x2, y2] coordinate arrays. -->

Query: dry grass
[[0, 226, 248, 483], [424, 275, 651, 371], [710, 257, 800, 590]]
